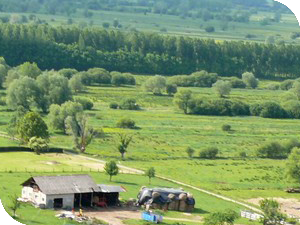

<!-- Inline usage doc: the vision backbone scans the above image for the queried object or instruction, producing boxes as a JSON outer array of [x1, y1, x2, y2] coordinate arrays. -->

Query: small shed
[[93, 185, 126, 207], [21, 175, 125, 209]]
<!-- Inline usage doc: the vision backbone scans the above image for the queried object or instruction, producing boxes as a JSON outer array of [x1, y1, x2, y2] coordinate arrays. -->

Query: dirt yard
[[247, 198, 300, 217]]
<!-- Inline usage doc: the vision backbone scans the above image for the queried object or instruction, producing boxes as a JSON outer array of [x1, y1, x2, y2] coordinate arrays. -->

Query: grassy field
[[1, 8, 299, 44]]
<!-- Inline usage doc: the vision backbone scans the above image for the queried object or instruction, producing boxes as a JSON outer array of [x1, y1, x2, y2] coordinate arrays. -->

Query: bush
[[74, 97, 94, 110], [222, 124, 231, 131], [205, 26, 215, 32], [228, 77, 246, 89], [265, 83, 280, 90], [166, 84, 177, 96], [117, 118, 136, 129], [259, 101, 288, 118], [109, 102, 119, 109], [280, 80, 295, 90], [250, 103, 263, 116], [242, 72, 258, 89], [256, 142, 286, 159], [239, 151, 247, 158], [199, 147, 219, 159], [282, 100, 300, 119], [111, 72, 136, 86], [119, 98, 140, 110], [186, 147, 195, 158]]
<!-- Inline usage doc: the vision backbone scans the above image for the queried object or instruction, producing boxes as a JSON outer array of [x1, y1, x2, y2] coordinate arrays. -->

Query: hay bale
[[151, 203, 161, 209], [187, 193, 193, 199], [179, 200, 188, 212], [139, 186, 146, 192], [186, 204, 194, 212], [152, 192, 160, 199], [162, 204, 168, 211], [168, 194, 176, 200], [179, 193, 187, 200]]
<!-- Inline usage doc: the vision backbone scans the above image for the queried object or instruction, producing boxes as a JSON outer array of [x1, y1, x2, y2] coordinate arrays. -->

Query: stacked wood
[[168, 194, 179, 211], [179, 193, 188, 212]]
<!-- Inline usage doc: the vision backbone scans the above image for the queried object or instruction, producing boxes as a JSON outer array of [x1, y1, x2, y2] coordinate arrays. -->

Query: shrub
[[242, 72, 258, 89], [265, 83, 280, 90], [239, 151, 247, 158], [205, 26, 215, 32], [74, 97, 94, 110], [256, 142, 286, 159], [166, 84, 177, 96], [117, 118, 136, 129], [281, 80, 295, 90], [222, 124, 231, 131], [283, 139, 300, 154], [109, 102, 119, 109], [212, 80, 231, 97], [119, 98, 140, 110], [282, 100, 300, 119], [228, 77, 246, 89], [186, 147, 195, 158], [250, 103, 263, 116], [259, 101, 288, 118], [199, 147, 219, 159]]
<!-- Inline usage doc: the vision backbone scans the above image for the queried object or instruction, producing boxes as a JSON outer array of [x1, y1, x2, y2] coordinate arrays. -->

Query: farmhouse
[[21, 175, 125, 209]]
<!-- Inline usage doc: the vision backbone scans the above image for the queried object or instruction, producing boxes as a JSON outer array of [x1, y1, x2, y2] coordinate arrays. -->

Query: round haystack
[[179, 193, 187, 200], [139, 186, 146, 192], [152, 192, 160, 198], [187, 193, 193, 199], [168, 193, 176, 200]]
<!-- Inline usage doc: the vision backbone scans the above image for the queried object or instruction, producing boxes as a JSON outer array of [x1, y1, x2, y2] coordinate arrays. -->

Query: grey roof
[[22, 175, 101, 195], [98, 184, 126, 193]]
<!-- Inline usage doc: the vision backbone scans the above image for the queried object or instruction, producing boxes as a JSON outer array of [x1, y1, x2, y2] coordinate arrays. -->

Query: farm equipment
[[142, 212, 163, 223]]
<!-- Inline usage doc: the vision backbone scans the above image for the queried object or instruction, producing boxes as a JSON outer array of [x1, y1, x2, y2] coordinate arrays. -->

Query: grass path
[[66, 152, 262, 213]]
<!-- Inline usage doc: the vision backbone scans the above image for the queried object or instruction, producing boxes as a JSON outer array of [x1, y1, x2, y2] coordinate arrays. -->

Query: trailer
[[142, 212, 163, 223]]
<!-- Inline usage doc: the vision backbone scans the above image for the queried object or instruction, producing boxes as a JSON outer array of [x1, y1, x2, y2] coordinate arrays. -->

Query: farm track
[[65, 152, 262, 214]]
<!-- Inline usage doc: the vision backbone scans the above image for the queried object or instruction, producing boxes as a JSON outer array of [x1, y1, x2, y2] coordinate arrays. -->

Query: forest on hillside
[[0, 23, 299, 78], [0, 0, 290, 21]]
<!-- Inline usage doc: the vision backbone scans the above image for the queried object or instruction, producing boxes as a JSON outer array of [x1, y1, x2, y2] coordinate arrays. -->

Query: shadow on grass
[[193, 207, 209, 214], [114, 181, 138, 186]]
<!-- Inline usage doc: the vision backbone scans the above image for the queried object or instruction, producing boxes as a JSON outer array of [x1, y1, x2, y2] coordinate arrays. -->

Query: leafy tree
[[111, 72, 126, 86], [17, 112, 49, 143], [143, 75, 167, 95], [145, 167, 155, 184], [212, 80, 232, 98], [166, 84, 177, 96], [87, 68, 111, 84], [65, 114, 98, 153], [4, 69, 20, 88], [102, 22, 110, 28], [280, 80, 294, 90], [9, 195, 21, 218], [290, 81, 300, 100], [242, 72, 258, 89], [173, 89, 192, 114], [113, 18, 119, 28], [17, 62, 41, 79], [259, 199, 285, 225], [74, 97, 94, 110], [28, 137, 48, 155], [109, 102, 119, 109], [286, 147, 300, 184], [6, 76, 44, 111], [119, 98, 140, 110], [282, 100, 300, 119], [117, 133, 133, 160], [259, 102, 287, 119], [222, 124, 231, 132], [204, 209, 239, 225], [256, 142, 286, 159], [186, 147, 195, 158], [199, 147, 219, 159], [58, 68, 78, 79], [7, 106, 27, 139], [48, 101, 83, 133], [0, 64, 8, 88], [205, 26, 215, 33], [117, 118, 136, 129], [69, 73, 84, 93], [104, 161, 119, 181], [228, 77, 246, 89]]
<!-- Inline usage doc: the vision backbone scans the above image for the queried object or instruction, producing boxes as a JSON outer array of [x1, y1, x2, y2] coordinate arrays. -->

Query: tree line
[[0, 23, 299, 78]]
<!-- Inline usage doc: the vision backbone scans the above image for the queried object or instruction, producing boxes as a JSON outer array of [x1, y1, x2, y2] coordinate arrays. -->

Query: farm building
[[21, 175, 126, 209], [137, 187, 195, 212]]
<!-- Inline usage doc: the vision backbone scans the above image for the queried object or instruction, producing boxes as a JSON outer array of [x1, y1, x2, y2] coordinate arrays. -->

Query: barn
[[21, 175, 126, 209]]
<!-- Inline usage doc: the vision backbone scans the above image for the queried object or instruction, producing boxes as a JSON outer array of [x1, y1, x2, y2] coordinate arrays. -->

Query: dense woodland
[[0, 23, 299, 78], [0, 0, 289, 19]]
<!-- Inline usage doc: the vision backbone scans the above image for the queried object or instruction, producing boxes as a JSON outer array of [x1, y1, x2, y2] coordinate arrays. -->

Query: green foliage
[[212, 80, 231, 97], [280, 79, 295, 90], [48, 101, 83, 133], [242, 72, 258, 89], [186, 147, 195, 158], [256, 142, 286, 159], [259, 102, 288, 119], [204, 209, 239, 225], [87, 68, 111, 84], [145, 167, 155, 184], [282, 100, 300, 119], [143, 75, 166, 95], [227, 77, 246, 89], [286, 148, 300, 184], [58, 68, 78, 79], [69, 73, 84, 93], [166, 84, 177, 96], [222, 124, 231, 132], [74, 97, 94, 110], [109, 102, 119, 109], [259, 199, 285, 225], [6, 76, 43, 111], [8, 194, 21, 218], [117, 118, 136, 129], [205, 26, 215, 33], [173, 89, 192, 114], [290, 81, 300, 100], [117, 133, 133, 160], [17, 62, 41, 79], [111, 72, 136, 86], [28, 137, 48, 155], [199, 147, 219, 159], [17, 112, 49, 143], [104, 161, 119, 181], [120, 98, 140, 110]]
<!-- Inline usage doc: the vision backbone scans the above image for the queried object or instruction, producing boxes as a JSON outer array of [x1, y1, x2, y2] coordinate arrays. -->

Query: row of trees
[[173, 89, 300, 119], [0, 23, 299, 78]]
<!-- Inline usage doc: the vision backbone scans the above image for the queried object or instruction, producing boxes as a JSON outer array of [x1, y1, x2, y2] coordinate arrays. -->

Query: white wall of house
[[21, 187, 46, 206], [46, 194, 74, 209]]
